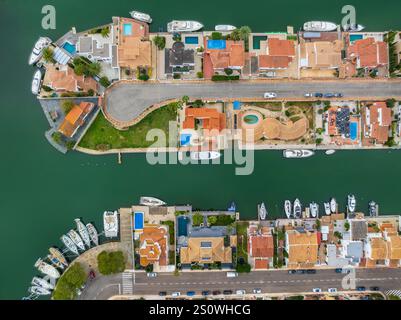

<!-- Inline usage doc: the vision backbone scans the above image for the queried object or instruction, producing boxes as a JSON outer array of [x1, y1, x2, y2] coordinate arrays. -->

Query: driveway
[[105, 80, 401, 124]]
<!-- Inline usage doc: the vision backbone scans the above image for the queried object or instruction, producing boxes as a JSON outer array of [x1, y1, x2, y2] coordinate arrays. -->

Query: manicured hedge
[[212, 75, 240, 81]]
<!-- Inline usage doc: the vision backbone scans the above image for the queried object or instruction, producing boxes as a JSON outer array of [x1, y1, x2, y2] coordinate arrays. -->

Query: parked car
[[89, 270, 96, 280], [313, 288, 322, 293], [335, 268, 343, 273], [296, 269, 306, 274], [370, 287, 380, 291], [202, 290, 210, 296], [212, 290, 221, 296], [226, 272, 238, 278], [288, 270, 297, 274], [223, 290, 233, 295], [334, 93, 343, 98], [159, 291, 167, 297], [172, 292, 181, 297], [306, 269, 317, 274], [147, 272, 158, 278], [328, 288, 338, 293], [357, 286, 366, 292], [314, 93, 324, 98], [253, 288, 262, 294], [236, 290, 246, 295], [304, 93, 314, 98], [324, 93, 335, 98], [187, 291, 196, 297], [264, 92, 277, 99]]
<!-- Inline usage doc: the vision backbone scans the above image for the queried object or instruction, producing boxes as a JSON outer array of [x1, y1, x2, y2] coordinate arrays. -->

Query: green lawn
[[79, 103, 179, 150], [236, 222, 249, 260]]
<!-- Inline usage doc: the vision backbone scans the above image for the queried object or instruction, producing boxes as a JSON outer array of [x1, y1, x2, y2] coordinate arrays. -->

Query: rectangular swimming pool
[[180, 133, 192, 146], [177, 216, 188, 237], [185, 36, 199, 45], [207, 40, 226, 50], [350, 122, 358, 141], [123, 23, 132, 36], [134, 212, 144, 230], [62, 42, 76, 55], [253, 36, 267, 50], [350, 34, 363, 43]]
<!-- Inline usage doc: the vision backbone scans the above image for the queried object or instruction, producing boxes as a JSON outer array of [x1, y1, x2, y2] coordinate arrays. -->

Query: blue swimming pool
[[134, 212, 144, 230], [177, 216, 188, 237], [243, 114, 260, 125], [62, 42, 76, 55], [350, 122, 358, 141], [180, 133, 192, 146], [185, 36, 199, 45], [207, 40, 226, 50], [350, 34, 363, 43], [123, 23, 133, 36]]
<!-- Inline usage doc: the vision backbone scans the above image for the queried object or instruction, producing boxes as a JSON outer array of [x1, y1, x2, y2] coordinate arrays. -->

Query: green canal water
[[1, 0, 401, 299]]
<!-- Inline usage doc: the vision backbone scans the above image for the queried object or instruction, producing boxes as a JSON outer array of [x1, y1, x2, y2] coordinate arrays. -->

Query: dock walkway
[[119, 208, 134, 269]]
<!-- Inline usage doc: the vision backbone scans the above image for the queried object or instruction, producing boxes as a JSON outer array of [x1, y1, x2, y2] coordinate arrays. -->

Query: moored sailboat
[[75, 219, 91, 248]]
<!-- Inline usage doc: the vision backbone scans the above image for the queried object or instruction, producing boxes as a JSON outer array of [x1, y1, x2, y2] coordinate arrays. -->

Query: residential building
[[341, 240, 364, 266], [203, 40, 245, 79], [285, 230, 319, 268], [300, 40, 343, 70], [258, 38, 296, 75], [347, 37, 389, 70], [164, 42, 195, 75], [58, 102, 95, 138], [365, 237, 388, 267], [183, 108, 226, 134], [180, 237, 232, 265], [139, 225, 168, 267], [247, 226, 274, 269], [386, 235, 401, 267], [43, 65, 97, 93], [350, 219, 368, 241], [115, 17, 151, 76], [362, 102, 392, 145]]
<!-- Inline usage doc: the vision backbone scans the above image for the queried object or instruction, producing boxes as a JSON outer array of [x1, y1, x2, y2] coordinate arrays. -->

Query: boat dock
[[118, 208, 134, 269]]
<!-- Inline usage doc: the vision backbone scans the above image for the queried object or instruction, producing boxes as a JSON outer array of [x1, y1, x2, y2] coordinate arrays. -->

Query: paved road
[[80, 268, 401, 300], [105, 81, 401, 123]]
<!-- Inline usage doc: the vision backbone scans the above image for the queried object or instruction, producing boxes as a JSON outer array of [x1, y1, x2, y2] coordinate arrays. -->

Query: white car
[[313, 288, 322, 293], [264, 92, 277, 99], [328, 288, 338, 293], [236, 290, 246, 295], [304, 93, 313, 98], [172, 292, 181, 297], [147, 272, 158, 278], [253, 288, 262, 294]]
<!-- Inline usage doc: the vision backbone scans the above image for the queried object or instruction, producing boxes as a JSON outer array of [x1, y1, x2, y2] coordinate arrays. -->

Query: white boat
[[67, 230, 86, 251], [167, 20, 204, 33], [347, 195, 356, 213], [86, 223, 99, 246], [34, 259, 60, 279], [215, 25, 236, 32], [293, 199, 302, 219], [369, 201, 378, 217], [104, 211, 119, 238], [324, 202, 331, 215], [129, 10, 152, 23], [31, 277, 54, 290], [61, 235, 78, 255], [259, 203, 268, 220], [47, 254, 65, 270], [75, 219, 91, 248], [29, 286, 51, 296], [310, 202, 319, 218], [140, 197, 166, 207], [31, 69, 42, 95], [29, 37, 52, 65], [325, 150, 336, 155], [303, 21, 338, 32], [283, 150, 315, 159], [190, 151, 222, 161], [49, 247, 68, 267], [284, 200, 292, 219], [330, 198, 337, 213], [343, 24, 365, 32]]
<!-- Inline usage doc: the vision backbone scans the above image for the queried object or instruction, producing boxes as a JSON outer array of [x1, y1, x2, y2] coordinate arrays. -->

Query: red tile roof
[[255, 259, 269, 270], [365, 102, 392, 144], [259, 55, 293, 69], [348, 38, 389, 68], [203, 40, 245, 74], [249, 234, 274, 258], [58, 102, 95, 138], [268, 38, 296, 57], [183, 108, 226, 132]]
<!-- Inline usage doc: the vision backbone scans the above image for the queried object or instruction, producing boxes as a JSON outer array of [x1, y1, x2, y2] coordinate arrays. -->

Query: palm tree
[[42, 47, 55, 64], [101, 27, 110, 38], [87, 62, 101, 76]]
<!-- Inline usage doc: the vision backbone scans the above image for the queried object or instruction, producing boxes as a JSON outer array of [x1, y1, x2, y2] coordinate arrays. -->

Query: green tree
[[43, 47, 55, 64], [52, 263, 87, 300], [182, 96, 190, 104], [87, 62, 101, 76], [101, 27, 110, 38], [62, 100, 74, 114], [153, 36, 166, 50], [211, 32, 223, 40], [230, 29, 241, 41], [97, 251, 126, 275], [192, 213, 203, 226], [207, 216, 218, 225], [196, 71, 204, 79], [99, 76, 111, 88], [74, 63, 85, 76]]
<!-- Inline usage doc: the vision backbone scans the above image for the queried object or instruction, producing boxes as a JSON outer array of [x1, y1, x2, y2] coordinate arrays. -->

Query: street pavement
[[105, 81, 401, 123], [79, 268, 401, 300]]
